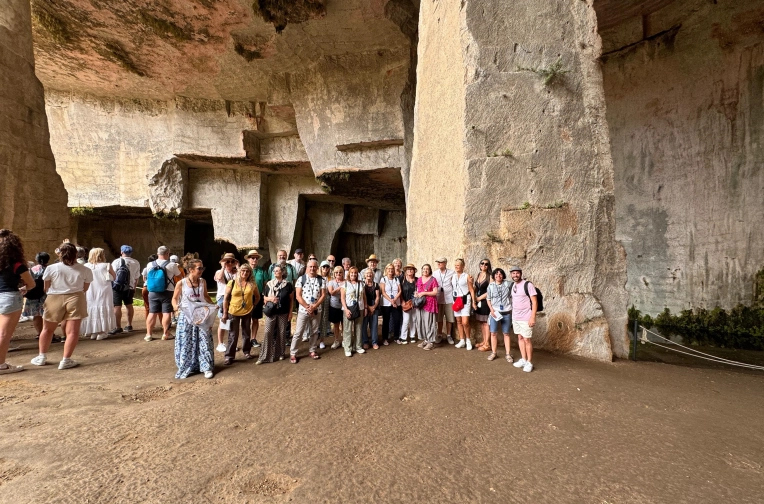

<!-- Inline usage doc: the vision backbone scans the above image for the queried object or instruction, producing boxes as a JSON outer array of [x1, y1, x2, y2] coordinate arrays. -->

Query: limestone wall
[[602, 0, 764, 313], [409, 0, 629, 360], [0, 0, 69, 254], [45, 92, 256, 208]]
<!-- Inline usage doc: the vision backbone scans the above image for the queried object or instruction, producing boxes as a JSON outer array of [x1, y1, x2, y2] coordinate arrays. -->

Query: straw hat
[[366, 254, 380, 263], [219, 252, 239, 265], [404, 263, 417, 272], [244, 250, 262, 260]]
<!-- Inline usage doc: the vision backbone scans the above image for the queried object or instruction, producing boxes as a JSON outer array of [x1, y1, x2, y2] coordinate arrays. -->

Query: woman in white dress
[[81, 248, 117, 340]]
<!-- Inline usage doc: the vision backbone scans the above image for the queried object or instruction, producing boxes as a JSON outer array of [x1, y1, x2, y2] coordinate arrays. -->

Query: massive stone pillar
[[408, 0, 629, 360], [0, 0, 69, 253]]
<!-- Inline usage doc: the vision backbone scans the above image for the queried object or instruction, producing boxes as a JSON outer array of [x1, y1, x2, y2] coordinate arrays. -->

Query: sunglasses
[[480, 262, 489, 266], [195, 266, 206, 271]]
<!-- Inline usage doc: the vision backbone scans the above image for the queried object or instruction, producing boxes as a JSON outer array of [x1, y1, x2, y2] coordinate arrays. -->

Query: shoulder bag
[[347, 281, 362, 320]]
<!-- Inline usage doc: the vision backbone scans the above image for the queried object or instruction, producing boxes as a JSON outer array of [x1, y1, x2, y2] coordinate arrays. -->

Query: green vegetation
[[484, 231, 504, 245], [69, 206, 94, 217], [628, 304, 764, 351], [488, 149, 514, 158], [544, 201, 565, 209], [520, 201, 531, 210], [152, 210, 181, 221], [132, 298, 145, 307], [517, 57, 570, 86], [31, 4, 72, 45]]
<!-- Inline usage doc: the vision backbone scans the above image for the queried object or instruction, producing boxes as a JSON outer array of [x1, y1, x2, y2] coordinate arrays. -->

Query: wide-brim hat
[[219, 252, 239, 265], [404, 263, 417, 272], [245, 250, 262, 260], [366, 254, 380, 263]]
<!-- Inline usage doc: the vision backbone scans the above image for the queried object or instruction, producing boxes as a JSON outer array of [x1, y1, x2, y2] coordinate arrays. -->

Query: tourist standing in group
[[361, 268, 380, 349], [510, 266, 538, 372], [326, 255, 336, 272], [109, 245, 141, 335], [434, 257, 455, 344], [257, 264, 294, 364], [291, 259, 326, 363], [486, 268, 512, 362], [380, 263, 402, 345], [341, 266, 364, 357], [143, 246, 182, 342], [473, 259, 493, 351], [317, 260, 333, 348], [392, 258, 404, 282], [172, 258, 215, 379], [399, 263, 418, 344], [22, 252, 50, 339], [0, 230, 36, 374], [81, 248, 116, 340], [245, 250, 267, 348], [415, 264, 439, 350], [342, 257, 351, 275], [360, 254, 383, 283], [213, 252, 238, 351], [31, 242, 93, 369], [76, 246, 88, 265], [288, 249, 306, 277], [141, 254, 156, 319], [452, 258, 476, 350], [268, 250, 298, 283], [221, 263, 259, 365], [327, 266, 345, 349]]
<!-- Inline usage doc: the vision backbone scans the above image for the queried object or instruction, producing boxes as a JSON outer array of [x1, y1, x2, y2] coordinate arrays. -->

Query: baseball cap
[[120, 245, 133, 255], [509, 266, 522, 272]]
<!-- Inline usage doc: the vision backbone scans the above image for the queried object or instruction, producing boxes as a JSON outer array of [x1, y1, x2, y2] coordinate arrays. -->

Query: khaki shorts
[[437, 303, 455, 324], [513, 320, 533, 338], [43, 292, 87, 323]]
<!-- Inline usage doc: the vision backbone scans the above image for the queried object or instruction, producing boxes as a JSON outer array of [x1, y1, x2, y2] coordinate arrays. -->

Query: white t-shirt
[[295, 275, 325, 315], [380, 276, 400, 307], [142, 259, 181, 292], [111, 256, 141, 288], [43, 262, 94, 295], [343, 280, 365, 310], [434, 268, 454, 304]]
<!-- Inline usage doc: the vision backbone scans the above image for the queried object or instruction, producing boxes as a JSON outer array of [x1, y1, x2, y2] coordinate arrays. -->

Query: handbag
[[452, 295, 464, 312], [346, 281, 362, 320], [402, 299, 413, 312], [263, 280, 283, 317]]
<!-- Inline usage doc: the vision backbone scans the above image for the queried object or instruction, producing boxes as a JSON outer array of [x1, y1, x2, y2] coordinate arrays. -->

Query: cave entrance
[[184, 216, 242, 292]]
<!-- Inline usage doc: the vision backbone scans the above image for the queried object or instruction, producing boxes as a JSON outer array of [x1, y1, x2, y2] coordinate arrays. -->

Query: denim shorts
[[489, 312, 512, 334], [0, 291, 23, 315]]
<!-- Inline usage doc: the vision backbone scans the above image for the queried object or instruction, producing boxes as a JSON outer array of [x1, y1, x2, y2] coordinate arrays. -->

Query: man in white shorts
[[509, 266, 537, 372], [434, 257, 455, 344]]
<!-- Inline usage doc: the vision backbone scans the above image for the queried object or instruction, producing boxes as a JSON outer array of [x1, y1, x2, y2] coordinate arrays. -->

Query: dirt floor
[[2, 312, 763, 504]]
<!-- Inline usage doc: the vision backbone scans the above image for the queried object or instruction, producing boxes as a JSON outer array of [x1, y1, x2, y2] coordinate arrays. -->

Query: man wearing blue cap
[[109, 245, 141, 334]]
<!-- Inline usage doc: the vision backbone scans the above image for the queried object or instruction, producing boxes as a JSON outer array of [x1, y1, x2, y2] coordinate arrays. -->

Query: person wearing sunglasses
[[474, 259, 493, 351], [171, 259, 215, 379], [213, 253, 238, 352], [317, 260, 333, 348]]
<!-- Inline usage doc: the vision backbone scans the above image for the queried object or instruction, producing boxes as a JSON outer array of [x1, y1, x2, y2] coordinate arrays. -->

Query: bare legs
[[114, 305, 134, 329], [517, 335, 532, 363], [0, 311, 22, 365]]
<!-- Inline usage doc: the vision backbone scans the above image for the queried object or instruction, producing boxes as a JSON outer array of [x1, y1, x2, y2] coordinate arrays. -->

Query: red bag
[[452, 296, 464, 312]]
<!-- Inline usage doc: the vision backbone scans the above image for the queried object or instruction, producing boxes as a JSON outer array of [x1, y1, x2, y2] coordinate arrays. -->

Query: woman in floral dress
[[171, 259, 215, 379]]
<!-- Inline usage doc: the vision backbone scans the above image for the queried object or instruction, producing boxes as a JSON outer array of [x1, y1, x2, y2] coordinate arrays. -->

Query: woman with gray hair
[[81, 248, 117, 340], [257, 264, 294, 364]]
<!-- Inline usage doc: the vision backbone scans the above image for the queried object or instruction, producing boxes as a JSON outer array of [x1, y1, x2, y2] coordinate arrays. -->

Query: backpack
[[25, 265, 46, 300], [112, 259, 131, 292], [298, 274, 324, 290], [146, 261, 169, 293], [524, 281, 544, 312]]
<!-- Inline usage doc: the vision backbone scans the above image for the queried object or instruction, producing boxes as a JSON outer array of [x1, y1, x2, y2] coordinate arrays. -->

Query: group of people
[[0, 229, 539, 379]]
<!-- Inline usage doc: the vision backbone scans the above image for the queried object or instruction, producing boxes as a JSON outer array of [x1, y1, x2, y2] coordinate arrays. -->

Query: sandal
[[290, 355, 298, 364], [244, 353, 254, 360], [310, 352, 320, 360], [487, 352, 497, 361], [372, 344, 379, 350], [505, 354, 513, 363], [224, 358, 233, 366], [383, 340, 389, 346], [0, 363, 24, 374]]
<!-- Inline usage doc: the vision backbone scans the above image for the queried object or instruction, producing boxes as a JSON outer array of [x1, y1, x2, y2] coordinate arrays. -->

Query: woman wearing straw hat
[[399, 263, 419, 344], [214, 253, 238, 352], [221, 263, 260, 365]]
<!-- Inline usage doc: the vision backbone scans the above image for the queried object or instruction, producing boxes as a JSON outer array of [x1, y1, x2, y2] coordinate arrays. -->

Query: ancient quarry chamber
[[1, 0, 761, 361]]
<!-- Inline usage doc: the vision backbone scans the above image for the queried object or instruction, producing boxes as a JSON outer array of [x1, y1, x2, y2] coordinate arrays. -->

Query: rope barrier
[[638, 326, 764, 371]]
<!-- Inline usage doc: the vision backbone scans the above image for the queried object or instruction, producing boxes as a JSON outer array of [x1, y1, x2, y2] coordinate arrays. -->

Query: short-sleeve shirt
[[487, 281, 511, 313], [343, 281, 365, 310], [434, 268, 454, 304], [401, 277, 417, 301], [142, 259, 181, 292], [0, 263, 28, 293], [111, 257, 141, 289], [511, 280, 537, 321], [380, 276, 400, 306], [416, 276, 439, 314], [43, 262, 94, 295], [264, 280, 294, 315], [295, 275, 325, 315], [364, 282, 379, 307], [327, 279, 343, 309]]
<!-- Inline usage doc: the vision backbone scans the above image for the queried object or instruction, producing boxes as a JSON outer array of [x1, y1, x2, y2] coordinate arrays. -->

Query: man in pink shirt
[[509, 266, 537, 372]]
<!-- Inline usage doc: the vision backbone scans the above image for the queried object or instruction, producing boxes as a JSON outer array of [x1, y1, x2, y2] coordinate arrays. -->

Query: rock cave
[[1, 0, 762, 362]]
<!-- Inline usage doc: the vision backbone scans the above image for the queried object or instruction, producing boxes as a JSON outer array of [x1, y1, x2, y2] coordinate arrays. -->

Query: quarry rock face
[[408, 0, 629, 360], [1, 0, 761, 362], [0, 0, 69, 253]]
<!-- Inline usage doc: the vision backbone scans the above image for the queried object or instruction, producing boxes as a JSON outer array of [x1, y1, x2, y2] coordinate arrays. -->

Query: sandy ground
[[1, 312, 763, 504]]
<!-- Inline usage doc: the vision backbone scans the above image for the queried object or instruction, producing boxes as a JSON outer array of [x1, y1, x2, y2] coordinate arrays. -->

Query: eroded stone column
[[0, 0, 69, 252], [408, 0, 629, 360]]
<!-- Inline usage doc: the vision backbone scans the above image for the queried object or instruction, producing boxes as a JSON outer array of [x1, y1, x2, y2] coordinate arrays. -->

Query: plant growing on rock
[[69, 206, 95, 217], [517, 57, 570, 86]]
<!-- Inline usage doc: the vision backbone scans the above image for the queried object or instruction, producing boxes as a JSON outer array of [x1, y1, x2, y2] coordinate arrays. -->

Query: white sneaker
[[344, 351, 352, 357], [513, 358, 527, 368], [31, 354, 47, 366], [18, 316, 30, 323], [144, 334, 152, 342], [523, 362, 534, 373], [216, 343, 226, 352], [96, 333, 108, 341], [302, 336, 308, 342], [447, 335, 455, 345], [89, 334, 97, 340], [58, 359, 79, 370], [319, 342, 326, 349], [466, 339, 473, 351], [331, 341, 342, 350], [356, 348, 366, 354], [204, 371, 214, 379], [455, 339, 466, 349]]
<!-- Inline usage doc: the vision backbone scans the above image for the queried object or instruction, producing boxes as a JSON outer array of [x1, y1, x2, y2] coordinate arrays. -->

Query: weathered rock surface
[[601, 0, 764, 313], [0, 0, 69, 253], [408, 0, 630, 361]]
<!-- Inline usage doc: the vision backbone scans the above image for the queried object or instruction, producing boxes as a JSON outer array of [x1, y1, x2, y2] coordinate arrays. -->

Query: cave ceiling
[[30, 0, 409, 102], [594, 0, 680, 30]]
